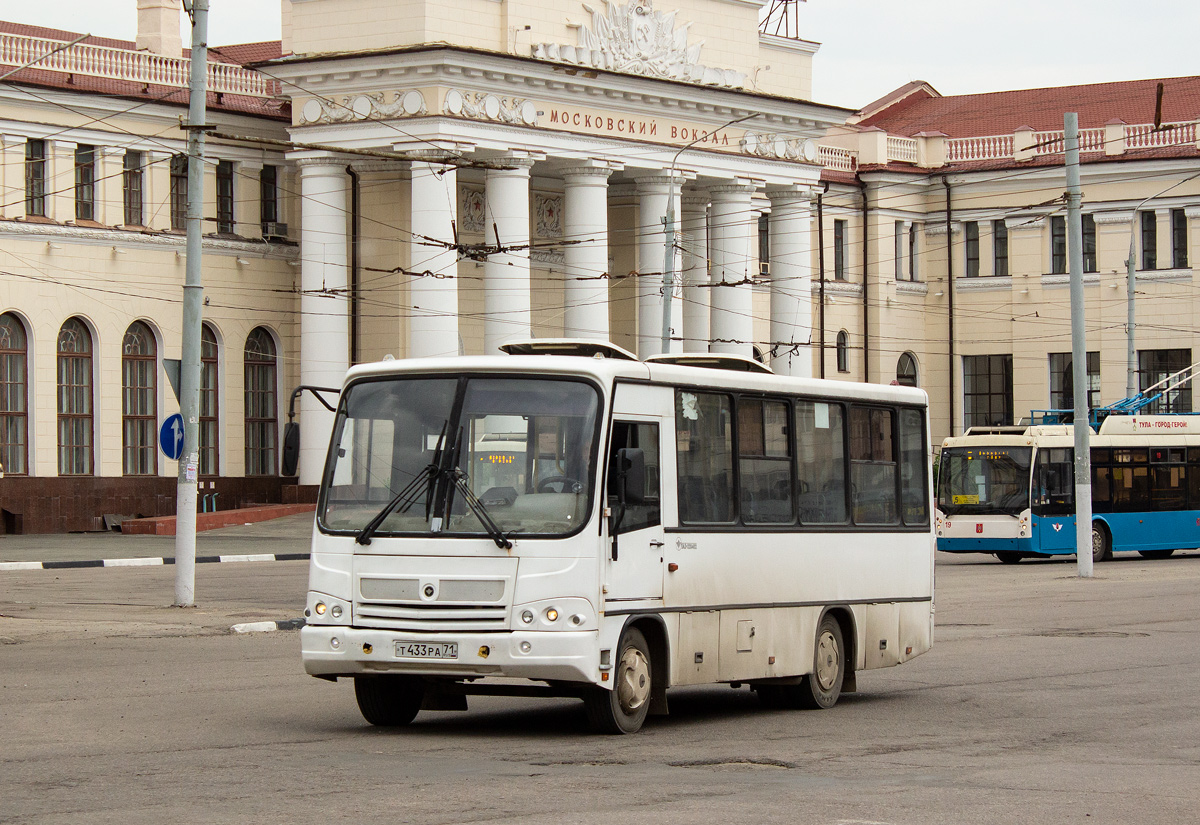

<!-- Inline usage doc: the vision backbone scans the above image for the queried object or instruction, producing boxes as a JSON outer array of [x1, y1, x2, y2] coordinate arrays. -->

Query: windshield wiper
[[355, 421, 448, 545], [447, 467, 513, 550]]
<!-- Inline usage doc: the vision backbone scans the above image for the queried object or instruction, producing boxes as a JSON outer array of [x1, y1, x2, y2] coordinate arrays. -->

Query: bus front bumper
[[301, 625, 599, 684]]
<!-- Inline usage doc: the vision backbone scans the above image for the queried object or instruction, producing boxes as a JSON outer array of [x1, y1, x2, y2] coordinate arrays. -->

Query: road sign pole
[[175, 0, 208, 607]]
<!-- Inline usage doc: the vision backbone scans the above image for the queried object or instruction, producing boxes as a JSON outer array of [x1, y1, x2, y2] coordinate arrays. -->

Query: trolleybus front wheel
[[584, 626, 652, 734], [996, 551, 1023, 564], [1091, 522, 1113, 563], [354, 675, 425, 727], [1138, 548, 1176, 559]]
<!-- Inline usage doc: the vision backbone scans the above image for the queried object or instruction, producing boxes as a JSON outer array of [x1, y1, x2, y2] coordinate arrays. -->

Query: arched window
[[0, 312, 29, 475], [122, 321, 157, 475], [244, 327, 277, 476], [836, 330, 849, 373], [897, 352, 918, 387], [200, 324, 220, 476], [57, 318, 93, 475]]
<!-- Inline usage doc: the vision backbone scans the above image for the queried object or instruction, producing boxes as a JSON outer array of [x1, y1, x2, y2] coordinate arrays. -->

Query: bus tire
[[796, 614, 846, 710], [996, 551, 1023, 564], [1091, 522, 1113, 563], [584, 626, 652, 734], [1138, 548, 1175, 559], [354, 675, 424, 727]]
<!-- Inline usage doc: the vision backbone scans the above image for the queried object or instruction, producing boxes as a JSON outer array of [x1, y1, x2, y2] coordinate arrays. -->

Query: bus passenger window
[[796, 400, 847, 524], [737, 398, 794, 525], [898, 408, 928, 526], [676, 391, 735, 524], [607, 422, 660, 534], [849, 406, 898, 525]]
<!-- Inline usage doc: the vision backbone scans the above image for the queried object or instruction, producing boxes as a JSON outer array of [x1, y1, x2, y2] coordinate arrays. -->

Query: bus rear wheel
[[1138, 548, 1175, 559], [1091, 522, 1113, 563], [796, 615, 846, 710], [354, 675, 424, 727], [584, 626, 652, 734]]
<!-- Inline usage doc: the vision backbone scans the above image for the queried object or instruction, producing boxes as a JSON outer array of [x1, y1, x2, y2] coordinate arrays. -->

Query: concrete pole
[[1065, 112, 1093, 579], [174, 0, 208, 607]]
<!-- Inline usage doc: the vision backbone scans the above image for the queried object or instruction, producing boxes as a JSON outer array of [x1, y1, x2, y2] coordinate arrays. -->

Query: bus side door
[[604, 385, 669, 602]]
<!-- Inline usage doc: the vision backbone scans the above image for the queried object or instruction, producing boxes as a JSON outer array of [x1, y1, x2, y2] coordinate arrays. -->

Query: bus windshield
[[320, 376, 600, 538], [937, 446, 1032, 516]]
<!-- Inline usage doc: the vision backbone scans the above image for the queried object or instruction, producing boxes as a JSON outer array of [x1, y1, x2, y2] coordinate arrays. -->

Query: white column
[[562, 163, 612, 341], [709, 181, 757, 357], [680, 192, 710, 351], [409, 160, 460, 357], [768, 186, 815, 377], [484, 157, 534, 354], [297, 158, 350, 485], [635, 174, 684, 357]]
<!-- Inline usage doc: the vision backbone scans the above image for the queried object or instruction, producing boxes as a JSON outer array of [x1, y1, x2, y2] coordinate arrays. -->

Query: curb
[[231, 618, 307, 634], [0, 552, 310, 572]]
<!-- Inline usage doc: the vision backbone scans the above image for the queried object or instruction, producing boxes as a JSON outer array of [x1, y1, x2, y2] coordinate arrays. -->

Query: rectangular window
[[1050, 215, 1067, 274], [1034, 447, 1075, 516], [963, 354, 1014, 428], [1082, 213, 1097, 272], [74, 145, 95, 222], [170, 154, 188, 231], [737, 398, 793, 525], [1141, 211, 1158, 270], [1171, 208, 1188, 269], [898, 408, 928, 526], [849, 406, 898, 525], [1049, 351, 1100, 410], [964, 220, 979, 277], [260, 164, 279, 231], [909, 222, 919, 280], [676, 391, 734, 524], [895, 220, 905, 280], [1150, 446, 1187, 512], [993, 219, 1009, 277], [199, 328, 219, 476], [216, 159, 235, 234], [25, 139, 46, 217], [1138, 348, 1191, 413], [796, 400, 846, 524], [608, 421, 660, 534], [757, 213, 769, 278], [833, 219, 847, 281], [123, 151, 144, 227]]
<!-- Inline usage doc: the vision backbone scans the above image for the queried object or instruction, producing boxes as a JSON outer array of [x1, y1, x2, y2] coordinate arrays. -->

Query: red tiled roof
[[0, 21, 288, 120], [858, 76, 1200, 138]]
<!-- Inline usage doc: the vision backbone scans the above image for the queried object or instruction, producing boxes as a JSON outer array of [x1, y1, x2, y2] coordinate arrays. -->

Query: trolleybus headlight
[[330, 605, 343, 619], [315, 602, 327, 616], [545, 608, 559, 623], [521, 610, 534, 624]]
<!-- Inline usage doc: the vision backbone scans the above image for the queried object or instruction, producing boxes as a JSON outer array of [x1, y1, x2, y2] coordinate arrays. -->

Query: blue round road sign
[[160, 413, 185, 460]]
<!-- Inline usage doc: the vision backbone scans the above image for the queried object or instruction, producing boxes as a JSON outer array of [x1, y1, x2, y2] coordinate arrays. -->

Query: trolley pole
[[1065, 113, 1093, 578], [175, 0, 209, 606]]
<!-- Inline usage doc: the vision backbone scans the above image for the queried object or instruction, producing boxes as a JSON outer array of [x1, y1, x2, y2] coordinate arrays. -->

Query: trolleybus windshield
[[938, 446, 1032, 516], [319, 376, 600, 538]]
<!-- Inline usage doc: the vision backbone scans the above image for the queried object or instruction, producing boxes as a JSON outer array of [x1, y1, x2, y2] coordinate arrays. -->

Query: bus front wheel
[[1091, 522, 1113, 563], [354, 675, 424, 727], [584, 626, 652, 734]]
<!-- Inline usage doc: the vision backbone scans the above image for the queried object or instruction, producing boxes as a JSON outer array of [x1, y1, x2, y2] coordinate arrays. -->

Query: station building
[[0, 0, 1197, 530]]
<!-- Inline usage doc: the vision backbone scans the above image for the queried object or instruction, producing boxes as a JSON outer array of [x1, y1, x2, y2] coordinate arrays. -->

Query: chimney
[[136, 0, 184, 58]]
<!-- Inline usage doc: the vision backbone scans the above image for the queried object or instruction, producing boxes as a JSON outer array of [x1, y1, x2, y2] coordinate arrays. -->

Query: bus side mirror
[[281, 422, 300, 477], [615, 447, 646, 505]]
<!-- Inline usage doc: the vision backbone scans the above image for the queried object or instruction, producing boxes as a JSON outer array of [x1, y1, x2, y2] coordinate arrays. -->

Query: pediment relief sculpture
[[532, 0, 746, 89]]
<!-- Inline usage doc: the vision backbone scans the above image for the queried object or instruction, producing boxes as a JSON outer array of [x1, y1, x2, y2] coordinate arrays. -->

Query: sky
[[4, 0, 1197, 109]]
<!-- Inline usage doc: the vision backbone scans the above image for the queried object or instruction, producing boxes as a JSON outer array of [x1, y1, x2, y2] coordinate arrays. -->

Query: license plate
[[394, 640, 459, 660]]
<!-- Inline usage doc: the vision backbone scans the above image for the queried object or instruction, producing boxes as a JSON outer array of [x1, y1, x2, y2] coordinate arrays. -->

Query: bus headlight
[[545, 608, 559, 623], [513, 598, 593, 630], [521, 610, 534, 624], [307, 592, 350, 625]]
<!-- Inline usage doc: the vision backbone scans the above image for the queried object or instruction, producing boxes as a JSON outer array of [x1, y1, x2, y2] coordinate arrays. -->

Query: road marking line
[[103, 557, 165, 567], [218, 554, 275, 563], [0, 561, 43, 570]]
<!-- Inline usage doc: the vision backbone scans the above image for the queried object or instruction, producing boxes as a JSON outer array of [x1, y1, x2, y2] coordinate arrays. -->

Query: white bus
[[301, 342, 935, 733]]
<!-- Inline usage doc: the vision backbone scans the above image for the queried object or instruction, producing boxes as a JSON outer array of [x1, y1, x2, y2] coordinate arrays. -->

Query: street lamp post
[[660, 114, 757, 354]]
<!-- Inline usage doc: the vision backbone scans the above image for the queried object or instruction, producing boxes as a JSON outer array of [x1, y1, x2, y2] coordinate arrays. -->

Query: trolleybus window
[[676, 391, 735, 524], [796, 400, 847, 524], [937, 446, 1032, 516], [1034, 448, 1074, 516]]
